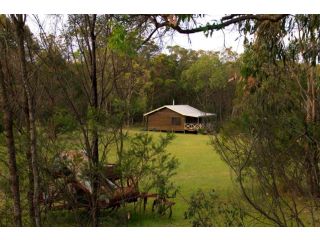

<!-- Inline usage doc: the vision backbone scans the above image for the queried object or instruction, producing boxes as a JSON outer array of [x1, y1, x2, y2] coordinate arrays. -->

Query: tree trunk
[[306, 65, 316, 123], [305, 62, 320, 197], [24, 93, 36, 226], [126, 97, 131, 128], [12, 14, 41, 226], [88, 14, 100, 227], [0, 60, 22, 226], [219, 89, 223, 123]]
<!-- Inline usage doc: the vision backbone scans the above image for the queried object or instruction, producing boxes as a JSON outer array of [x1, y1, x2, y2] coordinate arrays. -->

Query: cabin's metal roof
[[143, 105, 216, 118]]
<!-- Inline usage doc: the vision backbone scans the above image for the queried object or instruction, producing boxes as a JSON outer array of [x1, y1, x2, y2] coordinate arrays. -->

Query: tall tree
[[60, 14, 114, 226], [11, 14, 41, 226], [87, 14, 100, 226], [0, 52, 22, 227], [214, 15, 320, 226]]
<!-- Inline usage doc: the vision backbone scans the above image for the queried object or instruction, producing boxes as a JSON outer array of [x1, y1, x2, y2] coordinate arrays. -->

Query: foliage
[[181, 50, 237, 122], [52, 108, 78, 134], [108, 24, 140, 57], [182, 52, 225, 91], [185, 189, 246, 227], [213, 16, 320, 226], [121, 133, 179, 200]]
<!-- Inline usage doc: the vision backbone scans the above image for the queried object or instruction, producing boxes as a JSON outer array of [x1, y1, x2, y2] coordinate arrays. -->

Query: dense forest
[[1, 14, 320, 227]]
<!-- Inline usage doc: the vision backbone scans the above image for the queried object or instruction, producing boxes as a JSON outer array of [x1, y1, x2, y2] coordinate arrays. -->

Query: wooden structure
[[41, 150, 175, 218], [143, 105, 215, 132]]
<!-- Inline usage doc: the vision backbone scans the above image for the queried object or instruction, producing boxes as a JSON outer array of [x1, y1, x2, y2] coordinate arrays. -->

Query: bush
[[185, 189, 246, 227], [52, 108, 78, 134], [120, 132, 179, 214]]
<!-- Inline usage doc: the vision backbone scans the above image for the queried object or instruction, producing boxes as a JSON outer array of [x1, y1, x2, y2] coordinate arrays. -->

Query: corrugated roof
[[143, 105, 216, 118]]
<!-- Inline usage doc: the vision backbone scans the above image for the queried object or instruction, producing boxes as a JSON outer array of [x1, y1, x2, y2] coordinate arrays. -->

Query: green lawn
[[117, 130, 235, 226]]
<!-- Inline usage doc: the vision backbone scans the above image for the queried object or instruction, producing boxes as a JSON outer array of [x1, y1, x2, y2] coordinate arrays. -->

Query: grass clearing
[[0, 129, 235, 226], [118, 130, 234, 226]]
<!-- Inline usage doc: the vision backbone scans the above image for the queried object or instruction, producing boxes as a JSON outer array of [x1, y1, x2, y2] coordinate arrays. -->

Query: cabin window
[[171, 117, 181, 125]]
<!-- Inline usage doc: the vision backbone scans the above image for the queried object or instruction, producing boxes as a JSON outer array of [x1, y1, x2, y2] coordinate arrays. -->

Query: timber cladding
[[146, 107, 185, 131]]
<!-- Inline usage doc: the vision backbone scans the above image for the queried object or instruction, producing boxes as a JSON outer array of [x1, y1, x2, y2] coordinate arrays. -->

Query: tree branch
[[169, 14, 289, 34]]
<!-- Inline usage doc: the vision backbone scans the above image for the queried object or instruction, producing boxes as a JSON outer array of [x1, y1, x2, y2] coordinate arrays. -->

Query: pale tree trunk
[[305, 63, 320, 196], [12, 14, 41, 226], [0, 59, 22, 226], [296, 19, 320, 197], [306, 66, 316, 123], [304, 24, 319, 197]]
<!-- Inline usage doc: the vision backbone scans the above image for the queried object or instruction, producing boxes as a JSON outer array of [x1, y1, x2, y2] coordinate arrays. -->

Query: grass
[[0, 129, 235, 226], [2, 129, 317, 226], [114, 129, 235, 226], [41, 130, 320, 227]]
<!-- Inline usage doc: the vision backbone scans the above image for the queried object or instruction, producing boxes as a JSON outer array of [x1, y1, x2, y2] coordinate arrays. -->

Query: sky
[[27, 14, 245, 54], [163, 26, 245, 54], [159, 14, 245, 53]]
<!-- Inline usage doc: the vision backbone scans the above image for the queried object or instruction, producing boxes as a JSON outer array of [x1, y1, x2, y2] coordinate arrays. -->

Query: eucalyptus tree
[[0, 16, 22, 226], [61, 14, 113, 226], [10, 14, 42, 227], [181, 52, 227, 118], [30, 14, 153, 225], [107, 22, 151, 126], [213, 15, 320, 226]]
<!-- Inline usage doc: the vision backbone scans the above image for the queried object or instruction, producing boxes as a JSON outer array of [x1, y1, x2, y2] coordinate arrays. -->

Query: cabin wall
[[147, 108, 185, 131]]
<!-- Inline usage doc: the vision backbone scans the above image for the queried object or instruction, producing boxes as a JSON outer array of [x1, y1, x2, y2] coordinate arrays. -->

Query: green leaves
[[185, 189, 246, 227], [120, 133, 179, 200], [181, 52, 227, 91], [108, 24, 139, 57], [52, 108, 78, 134]]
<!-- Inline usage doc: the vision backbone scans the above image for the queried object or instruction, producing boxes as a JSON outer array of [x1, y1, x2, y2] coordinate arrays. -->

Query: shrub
[[52, 108, 78, 134], [185, 189, 246, 227], [120, 132, 179, 214]]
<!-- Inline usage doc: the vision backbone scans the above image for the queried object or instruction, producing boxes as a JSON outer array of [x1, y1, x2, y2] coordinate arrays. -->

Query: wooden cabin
[[143, 105, 215, 132]]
